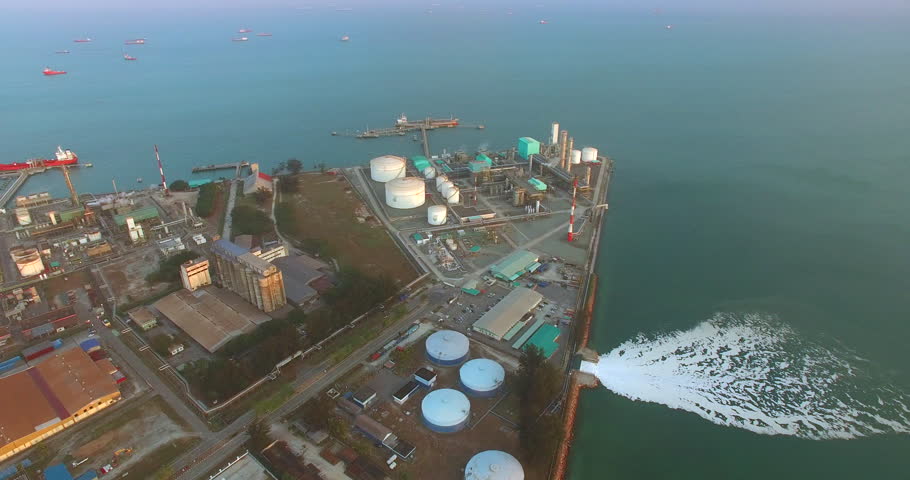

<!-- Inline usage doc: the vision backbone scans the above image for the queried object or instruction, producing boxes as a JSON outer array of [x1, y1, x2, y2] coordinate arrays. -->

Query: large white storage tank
[[581, 147, 598, 163], [435, 175, 449, 191], [11, 248, 44, 278], [571, 149, 582, 165], [425, 330, 469, 366], [423, 166, 437, 179], [428, 205, 447, 226], [385, 177, 426, 209], [370, 155, 407, 182], [445, 186, 460, 205], [464, 451, 525, 480], [421, 389, 471, 433], [438, 180, 454, 196], [459, 359, 505, 397], [15, 208, 32, 226]]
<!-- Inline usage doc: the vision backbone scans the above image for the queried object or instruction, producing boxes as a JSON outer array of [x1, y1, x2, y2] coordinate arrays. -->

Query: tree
[[252, 188, 272, 205], [231, 204, 274, 236], [149, 334, 173, 356], [279, 176, 299, 194], [317, 162, 326, 174], [299, 395, 336, 431], [247, 418, 273, 452], [169, 179, 189, 191], [195, 182, 218, 217], [287, 158, 303, 175]]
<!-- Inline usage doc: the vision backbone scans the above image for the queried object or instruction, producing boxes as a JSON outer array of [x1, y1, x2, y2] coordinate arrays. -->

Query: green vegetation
[[287, 158, 303, 175], [298, 394, 336, 430], [254, 383, 293, 415], [513, 345, 564, 469], [324, 267, 397, 319], [231, 204, 274, 236], [246, 417, 273, 452], [146, 251, 199, 285], [252, 188, 272, 205], [125, 437, 200, 480], [195, 182, 218, 217], [149, 333, 173, 356], [169, 179, 189, 191]]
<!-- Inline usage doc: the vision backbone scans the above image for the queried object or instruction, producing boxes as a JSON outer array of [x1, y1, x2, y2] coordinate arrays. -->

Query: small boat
[[256, 33, 273, 37], [477, 125, 485, 130], [340, 35, 350, 42], [238, 28, 253, 33], [43, 67, 67, 76], [73, 38, 92, 43], [539, 20, 548, 24], [123, 53, 137, 61], [55, 50, 70, 54], [125, 38, 146, 45], [666, 24, 673, 29], [232, 37, 249, 42], [137, 177, 143, 183], [331, 131, 338, 136]]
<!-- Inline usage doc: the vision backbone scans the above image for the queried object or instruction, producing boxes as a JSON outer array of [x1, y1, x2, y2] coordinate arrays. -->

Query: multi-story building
[[180, 258, 213, 292], [211, 239, 286, 313]]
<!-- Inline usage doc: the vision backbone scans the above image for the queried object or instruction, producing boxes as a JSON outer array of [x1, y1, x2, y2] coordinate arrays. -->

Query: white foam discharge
[[580, 312, 910, 440]]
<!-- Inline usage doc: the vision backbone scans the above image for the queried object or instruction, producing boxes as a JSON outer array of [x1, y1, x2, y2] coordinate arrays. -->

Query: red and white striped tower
[[567, 176, 578, 242], [155, 144, 169, 196]]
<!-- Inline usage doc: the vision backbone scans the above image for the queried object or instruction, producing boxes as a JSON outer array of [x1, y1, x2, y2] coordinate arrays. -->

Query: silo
[[571, 149, 582, 165], [385, 177, 426, 209], [428, 205, 447, 225], [459, 359, 505, 397], [370, 155, 407, 182], [423, 166, 437, 179], [438, 180, 454, 196], [464, 451, 525, 480], [421, 389, 471, 433], [445, 186, 460, 205], [435, 175, 449, 190], [11, 248, 45, 278], [425, 330, 469, 366], [581, 147, 599, 163], [550, 122, 560, 145]]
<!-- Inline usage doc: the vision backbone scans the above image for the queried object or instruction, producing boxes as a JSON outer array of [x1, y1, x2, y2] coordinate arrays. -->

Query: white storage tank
[[438, 180, 454, 196], [87, 230, 103, 242], [423, 166, 437, 179], [464, 451, 525, 480], [435, 175, 449, 191], [571, 149, 582, 164], [445, 186, 460, 205], [385, 177, 426, 209], [370, 155, 407, 182], [459, 359, 505, 397], [11, 248, 44, 278], [581, 147, 599, 163], [446, 238, 457, 251], [428, 205, 447, 226], [15, 208, 32, 226], [421, 389, 471, 433], [425, 330, 469, 366]]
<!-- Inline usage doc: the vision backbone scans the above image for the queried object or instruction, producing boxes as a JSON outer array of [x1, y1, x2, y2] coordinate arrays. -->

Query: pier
[[191, 161, 250, 178]]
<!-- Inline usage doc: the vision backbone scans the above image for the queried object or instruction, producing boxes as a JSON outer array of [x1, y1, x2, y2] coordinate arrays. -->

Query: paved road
[[170, 299, 433, 479], [221, 179, 238, 239]]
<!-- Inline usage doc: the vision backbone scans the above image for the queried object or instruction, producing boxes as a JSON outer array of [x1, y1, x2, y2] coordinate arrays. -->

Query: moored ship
[[0, 147, 78, 171], [43, 67, 67, 76]]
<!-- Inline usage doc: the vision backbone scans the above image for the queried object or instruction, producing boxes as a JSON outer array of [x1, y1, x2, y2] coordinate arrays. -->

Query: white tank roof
[[460, 359, 505, 393], [422, 389, 470, 427], [425, 330, 469, 362], [465, 450, 524, 480], [370, 155, 407, 182]]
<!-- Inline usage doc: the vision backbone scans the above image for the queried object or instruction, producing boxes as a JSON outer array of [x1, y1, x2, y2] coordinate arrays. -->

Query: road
[[169, 298, 433, 479], [221, 180, 238, 239]]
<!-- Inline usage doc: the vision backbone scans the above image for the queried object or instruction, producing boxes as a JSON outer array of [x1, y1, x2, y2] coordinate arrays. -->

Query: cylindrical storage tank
[[445, 186, 460, 205], [438, 180, 454, 196], [421, 389, 470, 433], [435, 175, 449, 191], [87, 230, 103, 242], [15, 208, 32, 226], [464, 451, 524, 480], [459, 359, 505, 397], [425, 330, 469, 366], [581, 147, 598, 163], [385, 177, 426, 209], [446, 238, 457, 251], [370, 155, 407, 182], [428, 205, 447, 226], [571, 149, 582, 164], [12, 248, 45, 278], [423, 166, 437, 179]]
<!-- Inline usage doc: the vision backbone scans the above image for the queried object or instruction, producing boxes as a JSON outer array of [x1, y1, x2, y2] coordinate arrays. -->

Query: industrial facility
[[459, 358, 505, 397], [385, 177, 426, 209], [472, 287, 544, 341], [0, 348, 121, 462], [210, 239, 287, 313], [370, 155, 407, 182], [464, 450, 525, 480], [421, 388, 471, 433], [179, 258, 212, 291], [154, 287, 270, 352], [425, 330, 470, 366]]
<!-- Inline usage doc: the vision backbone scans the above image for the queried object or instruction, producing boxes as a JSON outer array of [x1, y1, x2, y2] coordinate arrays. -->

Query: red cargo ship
[[0, 147, 78, 172], [43, 67, 66, 76], [125, 38, 146, 45], [73, 38, 92, 43], [123, 53, 137, 61]]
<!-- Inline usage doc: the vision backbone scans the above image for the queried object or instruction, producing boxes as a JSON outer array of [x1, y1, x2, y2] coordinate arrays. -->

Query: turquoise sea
[[2, 6, 909, 479]]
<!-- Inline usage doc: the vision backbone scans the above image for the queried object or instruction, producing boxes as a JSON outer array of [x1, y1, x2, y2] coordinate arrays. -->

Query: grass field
[[278, 172, 416, 284]]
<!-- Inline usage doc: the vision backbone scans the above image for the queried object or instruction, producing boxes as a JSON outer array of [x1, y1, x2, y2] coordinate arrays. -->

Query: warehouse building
[[488, 250, 540, 282], [472, 287, 543, 341], [211, 239, 286, 313], [154, 287, 269, 352], [0, 349, 121, 462], [272, 255, 329, 307], [18, 306, 79, 340], [207, 451, 276, 480]]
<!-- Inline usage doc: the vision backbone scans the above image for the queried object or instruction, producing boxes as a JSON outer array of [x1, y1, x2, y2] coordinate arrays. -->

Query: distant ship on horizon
[[123, 53, 137, 61], [539, 20, 548, 24], [232, 37, 249, 42], [238, 28, 253, 33], [55, 50, 70, 54], [125, 38, 146, 45], [340, 35, 350, 42], [73, 38, 92, 43], [256, 33, 273, 37], [43, 67, 66, 76]]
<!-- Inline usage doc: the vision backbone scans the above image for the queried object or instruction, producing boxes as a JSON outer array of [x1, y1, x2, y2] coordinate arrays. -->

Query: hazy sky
[[4, 0, 909, 15]]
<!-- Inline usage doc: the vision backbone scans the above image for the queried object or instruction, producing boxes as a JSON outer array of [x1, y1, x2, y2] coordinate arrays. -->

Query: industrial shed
[[488, 250, 540, 281], [153, 287, 268, 352], [472, 287, 543, 341]]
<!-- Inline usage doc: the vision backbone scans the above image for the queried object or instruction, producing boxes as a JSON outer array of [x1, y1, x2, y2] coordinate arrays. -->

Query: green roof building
[[528, 178, 548, 191], [523, 324, 560, 359], [489, 249, 540, 281], [475, 154, 493, 166], [113, 206, 160, 227], [518, 137, 541, 160], [411, 155, 431, 173]]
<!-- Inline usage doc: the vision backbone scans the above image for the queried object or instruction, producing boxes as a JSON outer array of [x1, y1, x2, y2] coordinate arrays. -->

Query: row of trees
[[231, 204, 274, 236], [195, 182, 218, 217], [513, 345, 565, 470], [146, 251, 199, 284]]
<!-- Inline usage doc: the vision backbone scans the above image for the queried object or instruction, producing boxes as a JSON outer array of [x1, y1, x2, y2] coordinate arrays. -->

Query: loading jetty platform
[[191, 161, 250, 178]]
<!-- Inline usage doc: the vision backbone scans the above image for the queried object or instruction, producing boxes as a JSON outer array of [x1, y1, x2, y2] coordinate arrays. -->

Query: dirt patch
[[102, 251, 168, 303], [279, 173, 416, 284]]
